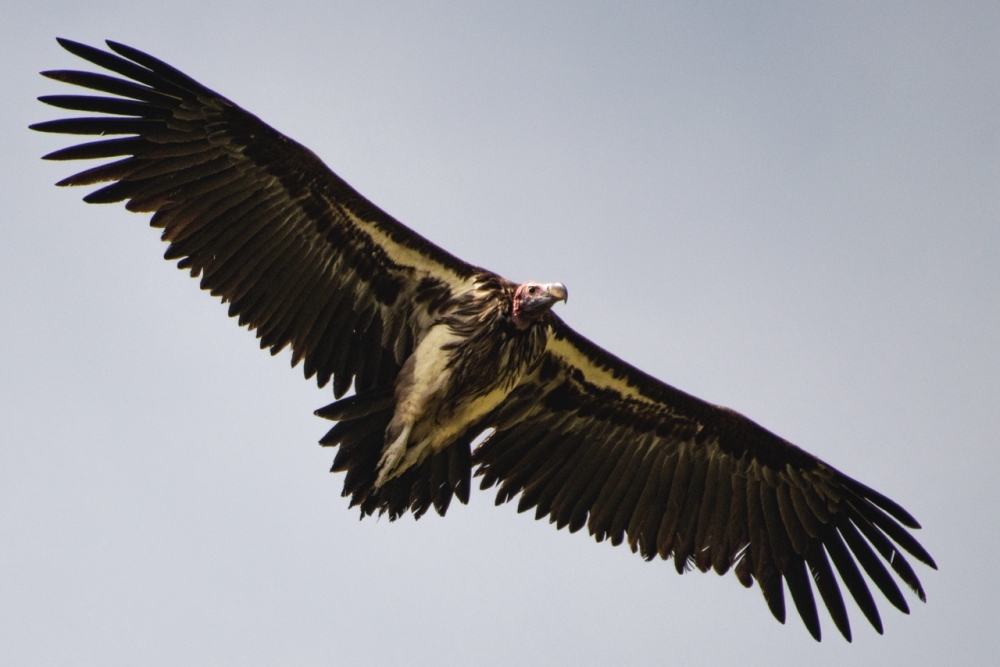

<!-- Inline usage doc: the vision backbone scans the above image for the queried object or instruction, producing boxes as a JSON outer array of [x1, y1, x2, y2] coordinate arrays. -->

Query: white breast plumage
[[378, 321, 523, 483]]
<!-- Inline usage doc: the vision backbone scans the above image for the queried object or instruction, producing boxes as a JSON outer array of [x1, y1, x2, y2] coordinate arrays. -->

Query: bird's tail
[[315, 386, 472, 520]]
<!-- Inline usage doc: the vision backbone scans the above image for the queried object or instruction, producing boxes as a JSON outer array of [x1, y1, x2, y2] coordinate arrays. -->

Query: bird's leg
[[376, 421, 412, 488]]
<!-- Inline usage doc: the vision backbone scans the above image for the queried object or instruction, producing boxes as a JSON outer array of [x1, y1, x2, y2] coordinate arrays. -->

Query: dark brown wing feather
[[32, 38, 483, 399], [474, 317, 936, 642]]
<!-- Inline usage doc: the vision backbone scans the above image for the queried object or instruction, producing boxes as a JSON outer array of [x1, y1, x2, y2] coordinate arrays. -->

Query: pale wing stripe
[[339, 207, 475, 293], [545, 332, 663, 406]]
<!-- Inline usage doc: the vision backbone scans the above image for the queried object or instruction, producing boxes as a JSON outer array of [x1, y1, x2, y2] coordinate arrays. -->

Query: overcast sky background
[[2, 2, 997, 665]]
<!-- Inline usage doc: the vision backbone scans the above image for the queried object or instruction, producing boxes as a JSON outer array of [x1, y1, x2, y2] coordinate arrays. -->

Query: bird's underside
[[32, 38, 936, 642]]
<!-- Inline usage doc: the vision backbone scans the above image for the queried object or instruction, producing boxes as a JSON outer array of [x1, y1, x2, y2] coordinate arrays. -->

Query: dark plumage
[[32, 38, 935, 642]]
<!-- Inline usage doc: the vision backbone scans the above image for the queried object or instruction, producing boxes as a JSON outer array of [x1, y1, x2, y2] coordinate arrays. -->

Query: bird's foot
[[376, 423, 412, 488]]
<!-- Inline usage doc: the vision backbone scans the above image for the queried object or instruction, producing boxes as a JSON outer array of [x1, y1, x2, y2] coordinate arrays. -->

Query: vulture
[[32, 38, 935, 643]]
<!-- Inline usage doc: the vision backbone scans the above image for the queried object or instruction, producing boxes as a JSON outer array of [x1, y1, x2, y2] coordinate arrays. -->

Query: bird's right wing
[[32, 38, 487, 397], [474, 317, 936, 641]]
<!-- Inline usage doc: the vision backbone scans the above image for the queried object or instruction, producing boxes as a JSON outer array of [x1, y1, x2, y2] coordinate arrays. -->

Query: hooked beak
[[545, 282, 568, 304]]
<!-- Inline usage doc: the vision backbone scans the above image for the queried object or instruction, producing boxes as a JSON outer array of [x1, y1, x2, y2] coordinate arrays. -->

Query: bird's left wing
[[474, 316, 936, 642], [32, 38, 484, 398]]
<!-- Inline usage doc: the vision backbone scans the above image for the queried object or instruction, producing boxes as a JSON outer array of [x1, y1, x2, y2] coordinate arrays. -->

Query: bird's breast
[[394, 318, 537, 461]]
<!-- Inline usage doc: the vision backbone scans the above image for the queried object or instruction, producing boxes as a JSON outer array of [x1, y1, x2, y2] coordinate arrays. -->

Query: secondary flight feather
[[32, 38, 935, 642]]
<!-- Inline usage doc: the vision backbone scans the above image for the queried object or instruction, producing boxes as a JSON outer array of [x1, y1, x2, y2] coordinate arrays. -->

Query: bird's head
[[511, 281, 568, 330]]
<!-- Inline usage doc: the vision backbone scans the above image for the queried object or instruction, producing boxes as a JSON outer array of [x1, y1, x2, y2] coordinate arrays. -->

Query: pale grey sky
[[2, 2, 997, 665]]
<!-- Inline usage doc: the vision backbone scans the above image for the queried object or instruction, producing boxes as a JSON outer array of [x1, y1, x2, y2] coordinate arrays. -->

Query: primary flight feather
[[32, 38, 935, 642]]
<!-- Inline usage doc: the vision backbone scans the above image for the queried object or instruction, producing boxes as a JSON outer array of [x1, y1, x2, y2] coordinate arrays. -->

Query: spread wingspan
[[34, 38, 934, 643]]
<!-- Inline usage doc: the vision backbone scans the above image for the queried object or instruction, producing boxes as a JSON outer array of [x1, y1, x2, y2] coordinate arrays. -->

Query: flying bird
[[32, 38, 935, 642]]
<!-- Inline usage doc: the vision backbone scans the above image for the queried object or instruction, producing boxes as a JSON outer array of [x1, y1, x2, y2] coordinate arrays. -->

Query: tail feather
[[314, 385, 394, 421], [316, 387, 475, 520]]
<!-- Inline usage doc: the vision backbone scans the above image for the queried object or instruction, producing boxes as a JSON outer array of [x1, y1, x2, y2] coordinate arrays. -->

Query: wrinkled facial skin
[[511, 281, 568, 329]]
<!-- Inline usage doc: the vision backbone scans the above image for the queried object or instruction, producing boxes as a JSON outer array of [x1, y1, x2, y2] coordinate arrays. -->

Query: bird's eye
[[528, 286, 537, 294]]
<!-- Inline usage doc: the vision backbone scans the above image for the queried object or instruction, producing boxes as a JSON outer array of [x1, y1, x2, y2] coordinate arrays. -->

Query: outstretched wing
[[32, 38, 483, 398], [474, 317, 936, 642]]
